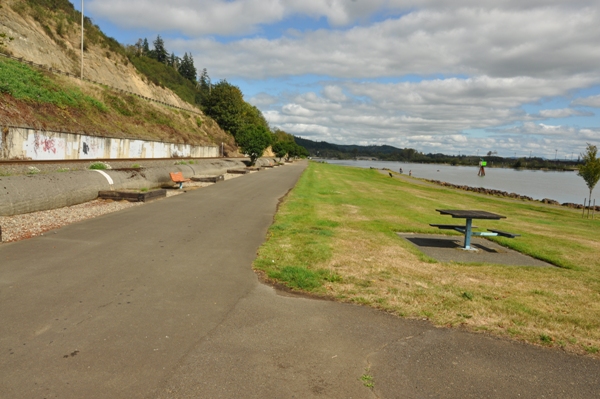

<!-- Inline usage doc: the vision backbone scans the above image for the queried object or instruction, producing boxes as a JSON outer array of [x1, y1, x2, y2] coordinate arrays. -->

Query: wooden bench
[[170, 172, 191, 189], [487, 229, 521, 238]]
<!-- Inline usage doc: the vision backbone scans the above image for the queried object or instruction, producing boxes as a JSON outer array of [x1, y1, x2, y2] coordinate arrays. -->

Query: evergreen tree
[[152, 35, 168, 63], [200, 68, 210, 92], [196, 68, 211, 106], [169, 52, 179, 68], [178, 53, 197, 82], [142, 38, 150, 55]]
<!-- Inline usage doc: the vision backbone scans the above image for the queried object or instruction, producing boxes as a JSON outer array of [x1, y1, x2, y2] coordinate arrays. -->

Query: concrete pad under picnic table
[[397, 233, 554, 267]]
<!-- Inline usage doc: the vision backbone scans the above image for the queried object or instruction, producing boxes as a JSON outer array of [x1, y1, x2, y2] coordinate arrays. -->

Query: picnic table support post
[[464, 219, 473, 250]]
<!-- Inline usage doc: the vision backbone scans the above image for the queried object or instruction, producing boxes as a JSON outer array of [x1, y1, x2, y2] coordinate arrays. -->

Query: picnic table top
[[436, 209, 506, 220]]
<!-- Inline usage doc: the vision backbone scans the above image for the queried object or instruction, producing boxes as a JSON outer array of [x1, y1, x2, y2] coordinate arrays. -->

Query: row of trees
[[134, 36, 198, 84], [129, 36, 308, 164], [294, 136, 584, 170], [202, 80, 307, 164]]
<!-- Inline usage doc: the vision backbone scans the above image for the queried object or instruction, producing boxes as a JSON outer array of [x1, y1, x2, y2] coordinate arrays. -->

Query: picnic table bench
[[429, 224, 478, 230], [170, 172, 191, 189], [487, 229, 521, 238], [432, 209, 520, 250]]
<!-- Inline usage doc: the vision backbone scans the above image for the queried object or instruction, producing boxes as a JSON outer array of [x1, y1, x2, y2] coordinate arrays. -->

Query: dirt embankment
[[0, 2, 240, 154], [1, 2, 190, 108]]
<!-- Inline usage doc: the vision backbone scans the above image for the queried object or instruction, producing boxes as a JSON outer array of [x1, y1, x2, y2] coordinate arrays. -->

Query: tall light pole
[[555, 149, 557, 161], [81, 0, 84, 79]]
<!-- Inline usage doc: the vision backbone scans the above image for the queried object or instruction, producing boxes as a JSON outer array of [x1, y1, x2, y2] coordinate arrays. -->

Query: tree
[[272, 141, 291, 162], [236, 125, 274, 166], [196, 68, 211, 105], [168, 52, 179, 69], [578, 143, 600, 206], [202, 80, 247, 137], [241, 103, 269, 130], [152, 35, 168, 63], [142, 38, 150, 55], [199, 68, 210, 92], [178, 52, 197, 82], [287, 142, 309, 160], [273, 128, 295, 144], [134, 38, 144, 55]]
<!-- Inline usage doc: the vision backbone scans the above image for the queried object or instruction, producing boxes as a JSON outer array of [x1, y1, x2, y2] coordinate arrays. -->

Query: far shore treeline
[[295, 137, 582, 171]]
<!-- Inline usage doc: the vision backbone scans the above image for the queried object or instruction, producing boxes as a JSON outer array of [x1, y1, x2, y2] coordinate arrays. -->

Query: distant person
[[399, 168, 403, 174], [478, 159, 486, 176], [409, 170, 412, 176]]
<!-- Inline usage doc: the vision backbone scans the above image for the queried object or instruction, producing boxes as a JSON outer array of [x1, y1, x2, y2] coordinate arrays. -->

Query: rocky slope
[[1, 1, 192, 109]]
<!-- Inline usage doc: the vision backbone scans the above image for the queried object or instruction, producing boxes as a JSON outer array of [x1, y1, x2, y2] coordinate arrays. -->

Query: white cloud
[[572, 95, 600, 108], [170, 6, 600, 80], [86, 1, 600, 157], [262, 75, 600, 156], [248, 92, 279, 107], [322, 86, 347, 102], [537, 109, 592, 118], [282, 103, 313, 116]]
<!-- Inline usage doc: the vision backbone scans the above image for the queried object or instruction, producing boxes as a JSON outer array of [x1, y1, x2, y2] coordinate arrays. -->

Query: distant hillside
[[294, 136, 421, 161], [294, 136, 578, 170]]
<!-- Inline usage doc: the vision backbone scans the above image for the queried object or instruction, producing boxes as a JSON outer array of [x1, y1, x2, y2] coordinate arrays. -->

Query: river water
[[324, 159, 591, 205]]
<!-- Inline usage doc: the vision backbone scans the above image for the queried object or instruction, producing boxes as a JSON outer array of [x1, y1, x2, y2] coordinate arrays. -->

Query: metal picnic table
[[434, 209, 508, 250]]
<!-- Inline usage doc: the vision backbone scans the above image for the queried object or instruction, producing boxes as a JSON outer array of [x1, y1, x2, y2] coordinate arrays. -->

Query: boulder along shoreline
[[424, 179, 599, 211]]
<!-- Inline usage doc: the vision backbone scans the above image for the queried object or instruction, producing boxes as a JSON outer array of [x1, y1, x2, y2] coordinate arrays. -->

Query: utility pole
[[555, 149, 558, 161], [80, 0, 84, 79]]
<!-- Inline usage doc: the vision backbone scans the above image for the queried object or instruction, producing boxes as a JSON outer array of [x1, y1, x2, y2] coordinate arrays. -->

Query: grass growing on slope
[[254, 162, 600, 356], [0, 57, 106, 110], [0, 57, 235, 149]]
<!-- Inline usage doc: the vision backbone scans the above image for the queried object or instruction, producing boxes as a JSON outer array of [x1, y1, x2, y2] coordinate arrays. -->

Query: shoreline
[[423, 178, 599, 211]]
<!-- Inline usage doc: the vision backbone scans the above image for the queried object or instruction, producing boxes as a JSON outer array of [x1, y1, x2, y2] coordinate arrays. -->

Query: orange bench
[[169, 172, 191, 189]]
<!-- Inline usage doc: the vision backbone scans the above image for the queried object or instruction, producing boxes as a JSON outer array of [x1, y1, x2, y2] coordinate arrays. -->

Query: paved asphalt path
[[1, 161, 599, 398]]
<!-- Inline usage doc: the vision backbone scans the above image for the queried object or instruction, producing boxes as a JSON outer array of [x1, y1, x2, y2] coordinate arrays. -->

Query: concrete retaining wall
[[0, 158, 259, 216], [0, 127, 219, 160]]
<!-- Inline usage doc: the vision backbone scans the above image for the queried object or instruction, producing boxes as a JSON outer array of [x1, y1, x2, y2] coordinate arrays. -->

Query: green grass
[[128, 55, 198, 105], [89, 162, 108, 170], [254, 162, 600, 356], [0, 58, 106, 111]]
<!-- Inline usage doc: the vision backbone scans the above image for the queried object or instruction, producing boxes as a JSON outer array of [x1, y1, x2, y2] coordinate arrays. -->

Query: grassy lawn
[[254, 162, 600, 356]]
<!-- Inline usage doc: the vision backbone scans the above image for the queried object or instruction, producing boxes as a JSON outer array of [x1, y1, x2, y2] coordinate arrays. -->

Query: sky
[[75, 0, 600, 158]]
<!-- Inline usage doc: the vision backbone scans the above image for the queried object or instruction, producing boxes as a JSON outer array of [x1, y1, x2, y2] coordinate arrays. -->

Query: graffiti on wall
[[79, 137, 105, 159], [8, 127, 218, 160], [25, 132, 66, 160]]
